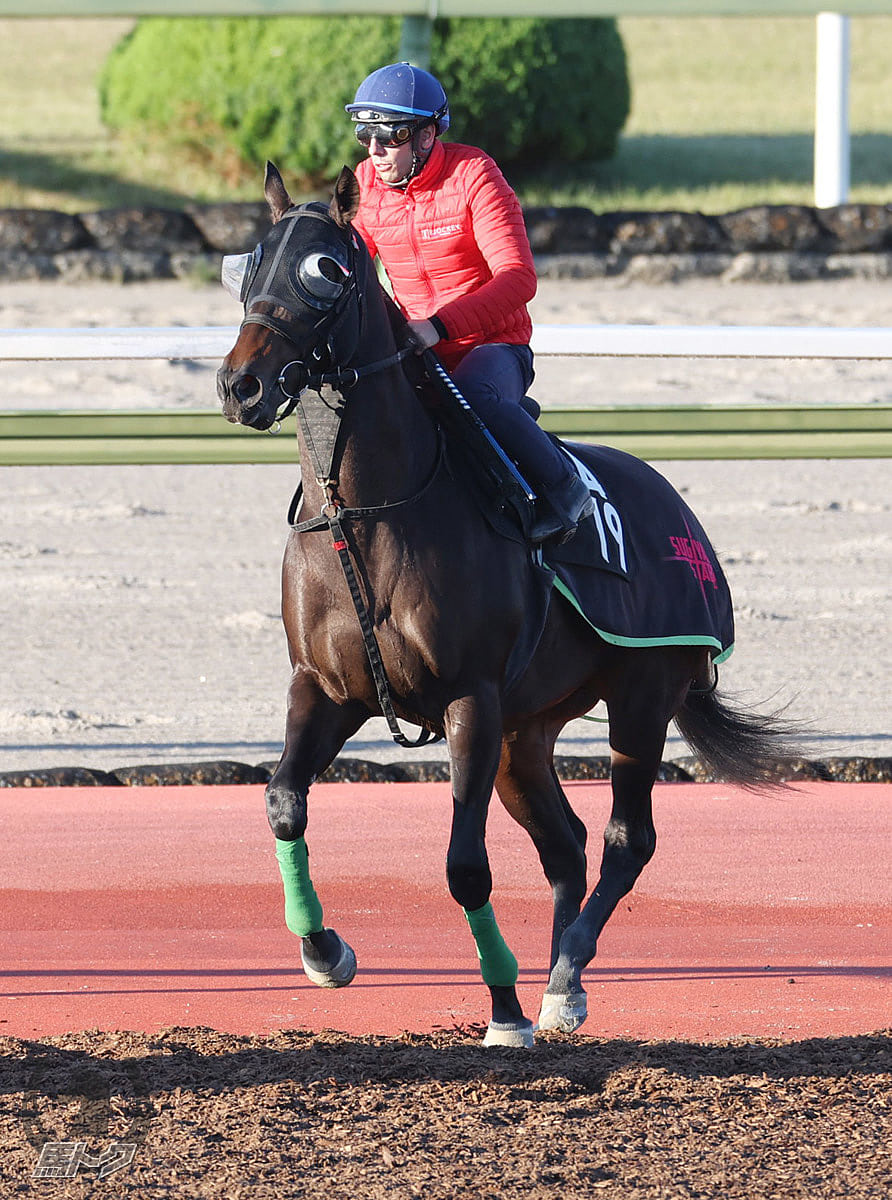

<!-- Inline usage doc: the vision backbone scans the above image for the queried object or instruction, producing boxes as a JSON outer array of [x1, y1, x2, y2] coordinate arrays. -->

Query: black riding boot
[[448, 349, 593, 545], [529, 473, 595, 545]]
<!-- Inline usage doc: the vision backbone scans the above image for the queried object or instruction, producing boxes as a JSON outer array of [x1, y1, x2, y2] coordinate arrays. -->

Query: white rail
[[2, 324, 892, 361]]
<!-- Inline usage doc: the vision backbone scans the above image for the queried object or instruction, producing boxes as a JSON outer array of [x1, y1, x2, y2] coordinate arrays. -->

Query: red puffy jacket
[[353, 140, 537, 370]]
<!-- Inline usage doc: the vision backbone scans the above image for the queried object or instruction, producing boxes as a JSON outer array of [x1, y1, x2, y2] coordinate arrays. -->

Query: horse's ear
[[330, 166, 360, 228], [264, 161, 293, 224]]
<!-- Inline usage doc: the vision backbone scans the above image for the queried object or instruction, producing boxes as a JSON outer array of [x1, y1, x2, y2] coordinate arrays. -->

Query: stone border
[[0, 755, 889, 787], [3, 201, 892, 283]]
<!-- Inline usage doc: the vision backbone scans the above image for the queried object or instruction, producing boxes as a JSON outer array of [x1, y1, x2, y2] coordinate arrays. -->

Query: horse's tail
[[674, 686, 805, 789]]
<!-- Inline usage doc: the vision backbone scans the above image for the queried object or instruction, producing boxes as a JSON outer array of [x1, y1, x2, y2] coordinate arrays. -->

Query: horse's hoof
[[482, 1018, 535, 1049], [300, 931, 357, 989], [537, 990, 588, 1033]]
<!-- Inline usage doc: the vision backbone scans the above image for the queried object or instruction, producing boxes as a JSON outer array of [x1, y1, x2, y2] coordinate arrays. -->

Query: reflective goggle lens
[[354, 121, 418, 148]]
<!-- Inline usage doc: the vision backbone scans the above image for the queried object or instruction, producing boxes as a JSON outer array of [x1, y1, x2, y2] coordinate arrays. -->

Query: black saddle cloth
[[544, 443, 734, 661], [441, 426, 734, 664], [424, 360, 734, 661]]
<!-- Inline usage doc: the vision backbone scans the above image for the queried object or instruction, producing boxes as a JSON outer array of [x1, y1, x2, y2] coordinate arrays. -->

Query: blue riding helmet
[[345, 62, 450, 133]]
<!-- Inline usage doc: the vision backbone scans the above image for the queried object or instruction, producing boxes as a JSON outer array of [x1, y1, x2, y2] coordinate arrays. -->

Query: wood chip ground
[[3, 1027, 890, 1197]]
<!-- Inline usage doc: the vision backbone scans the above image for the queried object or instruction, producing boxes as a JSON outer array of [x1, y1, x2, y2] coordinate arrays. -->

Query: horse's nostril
[[233, 374, 263, 406]]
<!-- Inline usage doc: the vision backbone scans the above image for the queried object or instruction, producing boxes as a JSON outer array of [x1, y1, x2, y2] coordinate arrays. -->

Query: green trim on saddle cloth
[[552, 578, 735, 664], [275, 837, 324, 936], [463, 901, 519, 988]]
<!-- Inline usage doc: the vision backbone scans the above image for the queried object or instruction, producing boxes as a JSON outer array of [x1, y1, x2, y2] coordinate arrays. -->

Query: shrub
[[436, 18, 629, 166], [99, 16, 629, 182]]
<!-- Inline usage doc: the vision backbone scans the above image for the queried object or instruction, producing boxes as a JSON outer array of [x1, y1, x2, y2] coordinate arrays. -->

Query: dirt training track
[[2, 779, 890, 1200], [2, 278, 891, 775], [3, 779, 889, 1042]]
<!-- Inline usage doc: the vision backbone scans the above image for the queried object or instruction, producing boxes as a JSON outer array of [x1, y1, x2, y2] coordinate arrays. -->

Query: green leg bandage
[[464, 900, 519, 988], [275, 837, 324, 937]]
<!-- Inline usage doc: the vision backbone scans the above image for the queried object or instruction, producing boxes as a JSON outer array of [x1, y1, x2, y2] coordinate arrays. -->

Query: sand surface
[[1, 276, 889, 772]]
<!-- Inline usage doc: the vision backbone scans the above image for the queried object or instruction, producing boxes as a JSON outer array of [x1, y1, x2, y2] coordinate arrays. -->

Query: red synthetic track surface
[[2, 781, 889, 1042]]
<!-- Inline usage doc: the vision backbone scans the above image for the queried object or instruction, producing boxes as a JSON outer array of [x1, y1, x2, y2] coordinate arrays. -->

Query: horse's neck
[[300, 319, 437, 511], [341, 373, 435, 505]]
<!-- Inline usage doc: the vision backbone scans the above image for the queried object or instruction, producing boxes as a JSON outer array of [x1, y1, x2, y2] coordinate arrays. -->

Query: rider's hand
[[403, 318, 442, 354]]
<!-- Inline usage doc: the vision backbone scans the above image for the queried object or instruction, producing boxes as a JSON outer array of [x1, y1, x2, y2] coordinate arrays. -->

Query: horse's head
[[216, 163, 365, 430]]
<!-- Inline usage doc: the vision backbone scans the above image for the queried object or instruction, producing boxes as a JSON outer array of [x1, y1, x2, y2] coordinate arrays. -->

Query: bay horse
[[217, 163, 794, 1047]]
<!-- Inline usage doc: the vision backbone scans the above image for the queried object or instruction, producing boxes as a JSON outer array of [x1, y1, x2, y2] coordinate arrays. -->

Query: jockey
[[346, 62, 594, 544]]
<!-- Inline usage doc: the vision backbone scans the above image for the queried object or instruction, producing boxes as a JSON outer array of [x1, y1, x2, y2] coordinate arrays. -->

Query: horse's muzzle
[[216, 364, 273, 428]]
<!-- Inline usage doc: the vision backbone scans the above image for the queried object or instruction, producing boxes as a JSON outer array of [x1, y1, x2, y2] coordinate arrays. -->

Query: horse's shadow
[[6, 1030, 890, 1108]]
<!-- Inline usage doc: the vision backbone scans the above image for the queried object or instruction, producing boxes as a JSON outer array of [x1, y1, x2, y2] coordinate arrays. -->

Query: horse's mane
[[379, 290, 430, 395], [380, 289, 408, 344]]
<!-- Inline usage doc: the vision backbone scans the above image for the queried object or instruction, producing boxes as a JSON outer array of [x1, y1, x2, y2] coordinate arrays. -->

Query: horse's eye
[[297, 252, 348, 305]]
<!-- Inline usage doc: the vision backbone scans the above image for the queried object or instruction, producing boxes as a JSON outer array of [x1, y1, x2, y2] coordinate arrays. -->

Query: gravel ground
[[1, 277, 890, 774]]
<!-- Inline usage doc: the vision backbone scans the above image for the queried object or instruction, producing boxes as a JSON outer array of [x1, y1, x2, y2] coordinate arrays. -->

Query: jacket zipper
[[405, 193, 437, 313]]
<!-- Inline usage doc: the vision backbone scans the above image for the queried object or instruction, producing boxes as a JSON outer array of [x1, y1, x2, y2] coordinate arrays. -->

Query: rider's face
[[366, 123, 436, 185]]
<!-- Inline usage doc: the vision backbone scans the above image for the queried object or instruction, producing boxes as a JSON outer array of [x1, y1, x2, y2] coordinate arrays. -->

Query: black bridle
[[239, 203, 412, 430]]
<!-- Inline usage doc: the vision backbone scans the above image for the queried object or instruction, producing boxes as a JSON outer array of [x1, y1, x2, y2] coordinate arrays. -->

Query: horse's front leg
[[267, 667, 367, 989], [445, 690, 534, 1049]]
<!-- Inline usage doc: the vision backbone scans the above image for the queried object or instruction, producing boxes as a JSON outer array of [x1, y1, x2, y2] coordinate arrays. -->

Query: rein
[[274, 344, 413, 424]]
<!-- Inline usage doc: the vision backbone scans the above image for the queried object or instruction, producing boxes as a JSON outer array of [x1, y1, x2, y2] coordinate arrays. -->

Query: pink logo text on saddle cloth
[[668, 527, 717, 589]]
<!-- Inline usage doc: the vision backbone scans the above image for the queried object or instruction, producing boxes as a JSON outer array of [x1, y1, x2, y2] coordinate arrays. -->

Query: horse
[[217, 163, 795, 1047]]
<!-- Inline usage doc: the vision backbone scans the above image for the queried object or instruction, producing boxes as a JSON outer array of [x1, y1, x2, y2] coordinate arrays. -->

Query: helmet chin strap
[[384, 128, 433, 188]]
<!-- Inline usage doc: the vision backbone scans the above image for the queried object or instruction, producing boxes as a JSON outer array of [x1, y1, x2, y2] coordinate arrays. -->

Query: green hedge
[[99, 17, 629, 182]]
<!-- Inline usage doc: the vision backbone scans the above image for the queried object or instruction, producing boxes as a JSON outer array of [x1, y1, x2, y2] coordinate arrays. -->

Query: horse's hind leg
[[266, 668, 368, 988], [495, 722, 588, 980], [544, 649, 695, 1031]]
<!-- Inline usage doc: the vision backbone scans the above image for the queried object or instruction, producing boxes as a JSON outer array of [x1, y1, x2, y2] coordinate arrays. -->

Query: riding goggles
[[353, 120, 422, 148]]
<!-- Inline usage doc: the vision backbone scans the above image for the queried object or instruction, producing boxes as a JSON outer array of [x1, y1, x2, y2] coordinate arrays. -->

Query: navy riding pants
[[451, 343, 573, 491]]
